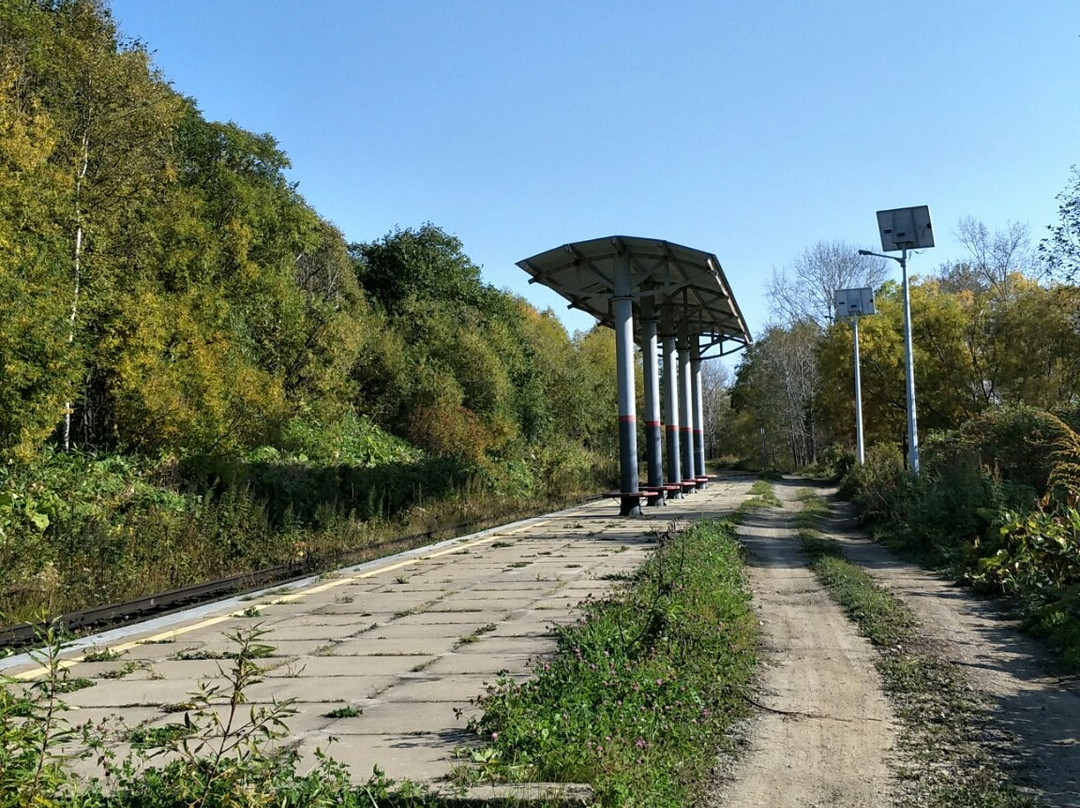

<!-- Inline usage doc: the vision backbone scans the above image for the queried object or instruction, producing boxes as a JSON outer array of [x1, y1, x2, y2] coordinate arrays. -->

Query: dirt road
[[709, 478, 1080, 808], [706, 481, 896, 808]]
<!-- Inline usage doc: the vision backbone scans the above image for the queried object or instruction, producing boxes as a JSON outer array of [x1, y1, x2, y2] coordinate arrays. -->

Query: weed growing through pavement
[[0, 621, 91, 803], [799, 491, 1042, 808], [53, 677, 95, 693], [458, 519, 758, 808], [323, 704, 364, 719], [172, 649, 231, 661], [83, 647, 124, 663], [97, 660, 143, 680]]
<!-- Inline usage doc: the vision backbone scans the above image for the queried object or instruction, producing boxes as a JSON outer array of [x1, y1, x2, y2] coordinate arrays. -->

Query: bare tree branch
[[767, 240, 889, 329]]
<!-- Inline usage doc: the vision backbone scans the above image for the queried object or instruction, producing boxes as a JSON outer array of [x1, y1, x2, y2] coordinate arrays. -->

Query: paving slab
[[424, 652, 534, 676], [261, 623, 372, 642], [379, 674, 503, 703], [298, 730, 471, 783], [248, 675, 395, 704], [263, 654, 436, 678], [344, 700, 477, 734], [62, 678, 208, 708], [330, 637, 460, 656], [355, 622, 493, 642]]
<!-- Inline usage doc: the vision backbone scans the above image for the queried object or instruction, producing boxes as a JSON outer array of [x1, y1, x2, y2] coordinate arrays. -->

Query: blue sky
[[108, 1, 1080, 341]]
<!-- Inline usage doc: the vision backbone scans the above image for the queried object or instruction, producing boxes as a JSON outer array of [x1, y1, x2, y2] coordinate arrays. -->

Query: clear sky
[[108, 0, 1080, 341]]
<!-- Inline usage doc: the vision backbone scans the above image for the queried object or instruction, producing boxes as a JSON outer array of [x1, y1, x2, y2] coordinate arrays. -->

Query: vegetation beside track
[[836, 406, 1080, 668]]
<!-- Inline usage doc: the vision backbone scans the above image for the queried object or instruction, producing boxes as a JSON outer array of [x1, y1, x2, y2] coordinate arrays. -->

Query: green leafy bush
[[973, 508, 1080, 611]]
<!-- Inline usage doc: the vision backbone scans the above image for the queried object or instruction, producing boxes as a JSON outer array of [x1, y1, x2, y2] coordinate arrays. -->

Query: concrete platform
[[1, 475, 754, 790]]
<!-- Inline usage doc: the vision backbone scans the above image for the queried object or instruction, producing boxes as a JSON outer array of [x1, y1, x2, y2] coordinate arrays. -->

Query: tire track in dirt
[[819, 492, 1080, 807], [706, 482, 896, 808]]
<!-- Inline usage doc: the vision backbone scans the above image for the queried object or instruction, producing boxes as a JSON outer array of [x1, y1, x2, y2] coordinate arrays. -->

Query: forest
[[0, 0, 625, 622], [2, 0, 1080, 666]]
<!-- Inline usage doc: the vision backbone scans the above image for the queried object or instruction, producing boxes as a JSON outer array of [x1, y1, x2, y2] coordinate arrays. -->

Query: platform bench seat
[[639, 486, 670, 506], [604, 490, 651, 516]]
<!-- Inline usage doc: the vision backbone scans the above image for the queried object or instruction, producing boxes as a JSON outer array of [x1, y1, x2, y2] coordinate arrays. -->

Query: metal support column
[[613, 253, 641, 516], [900, 249, 920, 474], [691, 338, 707, 488], [640, 296, 664, 505], [661, 308, 682, 499], [678, 332, 696, 486], [853, 315, 865, 465]]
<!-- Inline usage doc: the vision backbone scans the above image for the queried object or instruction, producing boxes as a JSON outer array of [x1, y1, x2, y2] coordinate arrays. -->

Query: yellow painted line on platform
[[8, 519, 552, 681]]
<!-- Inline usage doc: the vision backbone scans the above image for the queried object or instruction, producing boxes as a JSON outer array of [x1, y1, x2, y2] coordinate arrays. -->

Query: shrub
[[817, 443, 856, 482]]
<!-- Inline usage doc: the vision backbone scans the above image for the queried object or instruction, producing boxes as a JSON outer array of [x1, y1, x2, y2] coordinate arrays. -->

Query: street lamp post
[[858, 248, 919, 473], [859, 204, 935, 476], [834, 287, 875, 465]]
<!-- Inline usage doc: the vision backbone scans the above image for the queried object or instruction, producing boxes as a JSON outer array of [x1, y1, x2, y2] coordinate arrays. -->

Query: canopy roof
[[517, 235, 752, 357]]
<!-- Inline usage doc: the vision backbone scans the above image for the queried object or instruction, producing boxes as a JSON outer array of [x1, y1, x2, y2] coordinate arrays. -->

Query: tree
[[767, 240, 890, 329], [351, 224, 485, 313], [954, 216, 1033, 300], [699, 361, 735, 459], [1041, 165, 1080, 284], [731, 322, 821, 468], [0, 33, 72, 459]]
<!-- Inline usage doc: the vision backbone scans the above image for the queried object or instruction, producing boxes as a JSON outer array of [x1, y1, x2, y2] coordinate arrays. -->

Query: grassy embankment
[[460, 519, 758, 807]]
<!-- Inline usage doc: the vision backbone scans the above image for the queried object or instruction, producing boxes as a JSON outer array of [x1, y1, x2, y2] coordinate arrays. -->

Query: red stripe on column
[[619, 414, 637, 423], [645, 420, 661, 428], [665, 425, 679, 433]]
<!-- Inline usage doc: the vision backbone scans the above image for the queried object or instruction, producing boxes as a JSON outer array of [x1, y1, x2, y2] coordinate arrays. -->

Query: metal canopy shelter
[[517, 235, 753, 515], [517, 235, 751, 358]]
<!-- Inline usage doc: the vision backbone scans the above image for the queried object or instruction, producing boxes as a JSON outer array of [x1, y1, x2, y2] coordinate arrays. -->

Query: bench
[[639, 486, 668, 506], [604, 490, 650, 516]]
